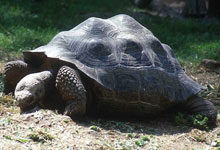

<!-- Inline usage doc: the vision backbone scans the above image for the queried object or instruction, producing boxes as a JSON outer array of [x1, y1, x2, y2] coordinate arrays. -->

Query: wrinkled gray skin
[[15, 71, 53, 111], [4, 14, 217, 123]]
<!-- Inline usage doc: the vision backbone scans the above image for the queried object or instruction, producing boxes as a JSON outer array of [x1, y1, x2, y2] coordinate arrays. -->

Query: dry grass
[[0, 64, 220, 150]]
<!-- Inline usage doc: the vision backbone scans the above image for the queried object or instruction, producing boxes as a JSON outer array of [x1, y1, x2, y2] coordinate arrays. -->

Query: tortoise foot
[[4, 60, 35, 94], [185, 96, 217, 124], [64, 100, 86, 119], [56, 66, 87, 118]]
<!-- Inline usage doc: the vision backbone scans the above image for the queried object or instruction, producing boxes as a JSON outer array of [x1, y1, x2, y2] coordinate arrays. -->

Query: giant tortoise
[[4, 14, 217, 122]]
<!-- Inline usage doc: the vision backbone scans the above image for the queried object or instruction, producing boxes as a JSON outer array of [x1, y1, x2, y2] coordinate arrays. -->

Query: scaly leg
[[56, 66, 87, 119], [4, 60, 35, 94]]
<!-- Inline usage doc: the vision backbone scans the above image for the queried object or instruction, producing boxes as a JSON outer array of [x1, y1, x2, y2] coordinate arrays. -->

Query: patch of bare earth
[[0, 63, 220, 150]]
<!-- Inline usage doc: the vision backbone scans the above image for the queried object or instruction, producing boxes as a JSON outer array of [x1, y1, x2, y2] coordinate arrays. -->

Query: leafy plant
[[174, 112, 188, 125], [127, 133, 133, 138], [89, 125, 101, 132], [135, 136, 150, 147], [174, 113, 210, 130], [4, 135, 12, 140], [189, 114, 209, 130], [28, 131, 54, 143]]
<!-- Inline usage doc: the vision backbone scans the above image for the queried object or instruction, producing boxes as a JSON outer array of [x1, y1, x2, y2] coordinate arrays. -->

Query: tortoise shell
[[23, 14, 204, 114]]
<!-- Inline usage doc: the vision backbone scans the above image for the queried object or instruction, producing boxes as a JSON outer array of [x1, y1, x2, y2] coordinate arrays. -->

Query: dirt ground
[[0, 0, 219, 149], [0, 61, 220, 150]]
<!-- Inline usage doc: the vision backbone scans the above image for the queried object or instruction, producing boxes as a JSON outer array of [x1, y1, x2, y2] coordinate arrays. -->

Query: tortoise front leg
[[56, 66, 87, 119], [184, 96, 217, 124], [4, 60, 35, 94]]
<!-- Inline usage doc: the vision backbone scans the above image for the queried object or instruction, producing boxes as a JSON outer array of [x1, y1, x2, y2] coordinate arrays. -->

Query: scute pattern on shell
[[24, 14, 204, 103]]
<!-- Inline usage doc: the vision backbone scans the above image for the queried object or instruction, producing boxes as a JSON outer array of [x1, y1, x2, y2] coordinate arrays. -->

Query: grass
[[0, 0, 133, 56], [174, 112, 212, 131], [144, 17, 220, 64], [0, 0, 220, 64]]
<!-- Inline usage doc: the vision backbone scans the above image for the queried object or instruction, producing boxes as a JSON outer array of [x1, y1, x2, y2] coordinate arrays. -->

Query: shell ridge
[[27, 14, 204, 103]]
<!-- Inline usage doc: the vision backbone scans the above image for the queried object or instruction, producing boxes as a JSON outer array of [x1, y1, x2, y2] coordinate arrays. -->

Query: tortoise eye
[[88, 42, 111, 57]]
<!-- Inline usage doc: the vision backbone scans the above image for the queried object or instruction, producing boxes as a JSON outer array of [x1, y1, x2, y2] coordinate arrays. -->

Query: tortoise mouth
[[15, 91, 36, 109]]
